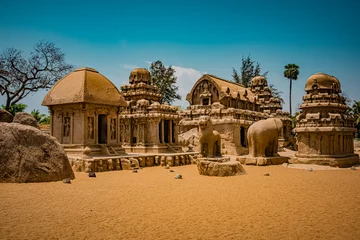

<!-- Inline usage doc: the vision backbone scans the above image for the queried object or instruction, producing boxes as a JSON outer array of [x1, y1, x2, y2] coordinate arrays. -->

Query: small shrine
[[42, 67, 127, 155], [118, 68, 180, 153], [292, 73, 359, 167]]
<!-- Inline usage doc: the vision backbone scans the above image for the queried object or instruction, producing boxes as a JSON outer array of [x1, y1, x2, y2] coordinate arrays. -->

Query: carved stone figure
[[63, 117, 71, 137], [237, 118, 289, 166], [198, 116, 221, 157], [247, 118, 283, 158]]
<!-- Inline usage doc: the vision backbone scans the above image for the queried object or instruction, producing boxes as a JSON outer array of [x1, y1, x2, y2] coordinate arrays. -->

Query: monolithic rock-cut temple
[[118, 68, 180, 153], [42, 67, 180, 156], [292, 73, 359, 167], [42, 67, 127, 155], [179, 74, 291, 155]]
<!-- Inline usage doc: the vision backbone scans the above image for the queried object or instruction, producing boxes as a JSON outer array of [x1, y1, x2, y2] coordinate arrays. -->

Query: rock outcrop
[[0, 122, 75, 183], [197, 158, 246, 177], [0, 109, 13, 123], [13, 112, 39, 129]]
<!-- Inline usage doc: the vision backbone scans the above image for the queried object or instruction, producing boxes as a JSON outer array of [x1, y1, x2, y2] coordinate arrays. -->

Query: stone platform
[[237, 155, 289, 166], [69, 152, 197, 173], [197, 157, 246, 177], [291, 154, 359, 168]]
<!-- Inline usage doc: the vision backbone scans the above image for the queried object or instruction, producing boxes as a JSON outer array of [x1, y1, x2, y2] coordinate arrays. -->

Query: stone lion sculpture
[[198, 116, 222, 157]]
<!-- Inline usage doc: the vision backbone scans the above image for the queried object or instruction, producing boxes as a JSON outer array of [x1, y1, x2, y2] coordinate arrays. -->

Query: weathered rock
[[88, 172, 96, 177], [170, 170, 174, 172], [0, 122, 75, 183], [165, 165, 170, 169], [63, 178, 71, 184], [132, 170, 138, 173], [0, 109, 13, 123], [264, 173, 270, 176], [13, 112, 39, 129], [197, 158, 246, 177], [351, 166, 356, 170], [175, 174, 182, 179]]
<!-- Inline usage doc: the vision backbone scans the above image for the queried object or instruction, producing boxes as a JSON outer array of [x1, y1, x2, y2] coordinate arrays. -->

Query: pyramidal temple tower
[[292, 73, 359, 167]]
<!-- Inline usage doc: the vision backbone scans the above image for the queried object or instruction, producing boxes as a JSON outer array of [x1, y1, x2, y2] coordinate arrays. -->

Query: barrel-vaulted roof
[[42, 67, 126, 106], [186, 74, 256, 105]]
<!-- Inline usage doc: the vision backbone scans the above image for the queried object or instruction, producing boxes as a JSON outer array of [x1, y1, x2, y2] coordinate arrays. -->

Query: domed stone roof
[[42, 67, 126, 106], [129, 68, 151, 84], [305, 73, 341, 92], [250, 76, 268, 86]]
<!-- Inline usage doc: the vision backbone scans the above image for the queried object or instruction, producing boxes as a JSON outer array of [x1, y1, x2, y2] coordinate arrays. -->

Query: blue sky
[[1, 0, 359, 114]]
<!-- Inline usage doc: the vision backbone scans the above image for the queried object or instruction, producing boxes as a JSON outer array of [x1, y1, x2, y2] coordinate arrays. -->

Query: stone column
[[60, 112, 63, 144], [329, 134, 334, 155], [169, 120, 173, 143], [95, 113, 98, 144], [128, 123, 132, 143], [316, 134, 322, 154], [161, 120, 165, 144], [50, 109, 54, 136], [81, 110, 87, 146], [142, 124, 145, 144], [107, 115, 111, 144], [339, 133, 344, 154]]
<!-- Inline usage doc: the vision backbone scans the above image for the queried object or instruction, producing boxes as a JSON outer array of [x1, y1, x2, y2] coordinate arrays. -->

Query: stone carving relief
[[110, 118, 117, 140], [87, 117, 94, 139], [63, 117, 71, 137]]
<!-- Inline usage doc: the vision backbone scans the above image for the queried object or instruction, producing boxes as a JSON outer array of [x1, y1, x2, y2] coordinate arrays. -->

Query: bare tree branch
[[0, 40, 74, 110]]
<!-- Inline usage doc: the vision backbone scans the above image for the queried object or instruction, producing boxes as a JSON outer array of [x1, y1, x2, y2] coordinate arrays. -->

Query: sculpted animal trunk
[[198, 116, 222, 157], [247, 118, 283, 158]]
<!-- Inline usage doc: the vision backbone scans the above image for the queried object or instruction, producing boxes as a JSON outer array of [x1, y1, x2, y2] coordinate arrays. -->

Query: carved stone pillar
[[50, 109, 54, 136], [95, 113, 98, 144], [60, 112, 63, 144], [169, 120, 173, 143], [82, 110, 87, 146], [329, 134, 334, 155], [161, 120, 165, 144]]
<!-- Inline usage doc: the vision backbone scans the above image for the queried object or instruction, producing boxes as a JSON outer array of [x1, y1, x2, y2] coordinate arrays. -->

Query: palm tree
[[31, 109, 50, 124], [284, 64, 300, 116]]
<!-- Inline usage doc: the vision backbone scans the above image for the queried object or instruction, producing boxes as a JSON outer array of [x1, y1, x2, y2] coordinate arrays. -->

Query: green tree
[[0, 40, 73, 111], [232, 55, 268, 87], [284, 63, 300, 116], [149, 60, 181, 104], [268, 84, 284, 103], [1, 103, 27, 115], [30, 109, 50, 124]]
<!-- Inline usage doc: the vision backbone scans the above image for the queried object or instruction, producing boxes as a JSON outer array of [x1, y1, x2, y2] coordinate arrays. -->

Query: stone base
[[291, 154, 359, 168], [122, 145, 181, 154], [197, 157, 246, 177], [237, 156, 289, 166]]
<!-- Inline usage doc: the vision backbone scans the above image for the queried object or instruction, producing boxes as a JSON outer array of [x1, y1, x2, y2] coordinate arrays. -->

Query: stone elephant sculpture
[[247, 118, 283, 157]]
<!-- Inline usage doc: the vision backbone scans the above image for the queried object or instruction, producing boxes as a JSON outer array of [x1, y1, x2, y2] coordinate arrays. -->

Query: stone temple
[[118, 68, 180, 153], [179, 74, 292, 156], [42, 67, 181, 156], [42, 67, 127, 155], [292, 73, 359, 167]]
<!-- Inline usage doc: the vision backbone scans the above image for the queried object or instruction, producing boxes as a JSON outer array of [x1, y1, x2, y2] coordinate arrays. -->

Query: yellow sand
[[1, 165, 360, 240]]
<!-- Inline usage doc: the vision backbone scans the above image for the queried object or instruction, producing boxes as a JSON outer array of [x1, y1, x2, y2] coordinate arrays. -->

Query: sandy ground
[[1, 163, 360, 240]]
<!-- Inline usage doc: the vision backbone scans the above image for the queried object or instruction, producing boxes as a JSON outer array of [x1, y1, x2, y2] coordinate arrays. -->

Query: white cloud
[[120, 64, 139, 70], [172, 65, 203, 109]]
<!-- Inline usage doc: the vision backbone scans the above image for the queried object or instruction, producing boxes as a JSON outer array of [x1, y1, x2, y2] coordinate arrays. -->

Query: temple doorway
[[164, 120, 170, 143], [98, 114, 107, 144], [240, 127, 247, 147]]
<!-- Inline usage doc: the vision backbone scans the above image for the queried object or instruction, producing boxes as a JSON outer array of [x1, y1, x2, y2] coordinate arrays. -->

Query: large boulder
[[13, 112, 39, 129], [0, 122, 75, 183], [0, 109, 13, 123], [197, 157, 246, 177]]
